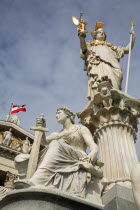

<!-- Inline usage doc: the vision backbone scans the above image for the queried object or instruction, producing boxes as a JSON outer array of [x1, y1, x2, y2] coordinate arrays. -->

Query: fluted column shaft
[[95, 123, 138, 184]]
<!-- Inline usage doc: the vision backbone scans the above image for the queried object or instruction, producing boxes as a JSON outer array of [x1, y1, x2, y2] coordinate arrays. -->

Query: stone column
[[77, 82, 140, 190], [92, 107, 138, 186]]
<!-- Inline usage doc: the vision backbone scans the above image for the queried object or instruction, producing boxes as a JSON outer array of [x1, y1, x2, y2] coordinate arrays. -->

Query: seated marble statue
[[15, 107, 103, 198], [29, 107, 103, 197]]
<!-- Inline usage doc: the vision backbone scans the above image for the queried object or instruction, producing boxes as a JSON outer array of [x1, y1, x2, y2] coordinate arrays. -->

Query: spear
[[125, 20, 134, 94]]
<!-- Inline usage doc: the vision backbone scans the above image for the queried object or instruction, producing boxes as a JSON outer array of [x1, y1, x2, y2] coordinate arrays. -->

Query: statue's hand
[[87, 151, 97, 164], [36, 115, 46, 128], [130, 30, 135, 38], [78, 31, 86, 39]]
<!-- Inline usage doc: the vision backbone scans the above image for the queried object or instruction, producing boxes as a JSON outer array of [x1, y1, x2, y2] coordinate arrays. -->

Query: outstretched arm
[[78, 31, 87, 54], [123, 30, 136, 54], [80, 126, 98, 163]]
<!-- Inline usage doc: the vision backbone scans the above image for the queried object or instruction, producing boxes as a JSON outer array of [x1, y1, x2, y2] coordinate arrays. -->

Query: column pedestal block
[[102, 184, 137, 210]]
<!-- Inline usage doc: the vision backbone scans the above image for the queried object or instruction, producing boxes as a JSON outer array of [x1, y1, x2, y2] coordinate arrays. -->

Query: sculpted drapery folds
[[79, 22, 135, 100], [29, 107, 103, 198]]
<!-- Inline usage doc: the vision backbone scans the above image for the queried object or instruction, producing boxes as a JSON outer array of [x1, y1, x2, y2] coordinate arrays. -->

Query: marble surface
[[0, 188, 104, 210]]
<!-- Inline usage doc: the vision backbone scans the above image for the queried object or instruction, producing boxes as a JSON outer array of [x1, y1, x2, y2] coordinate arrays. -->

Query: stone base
[[102, 184, 137, 210], [0, 188, 104, 210]]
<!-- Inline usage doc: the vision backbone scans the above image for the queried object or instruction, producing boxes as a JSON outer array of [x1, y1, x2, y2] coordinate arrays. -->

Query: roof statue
[[6, 114, 20, 126], [2, 128, 13, 147]]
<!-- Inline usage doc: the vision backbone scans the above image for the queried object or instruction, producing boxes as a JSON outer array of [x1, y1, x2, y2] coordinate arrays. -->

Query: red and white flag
[[10, 105, 26, 114]]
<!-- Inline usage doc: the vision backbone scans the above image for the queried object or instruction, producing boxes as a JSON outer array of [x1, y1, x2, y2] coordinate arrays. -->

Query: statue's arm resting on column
[[80, 126, 98, 163], [123, 30, 136, 54]]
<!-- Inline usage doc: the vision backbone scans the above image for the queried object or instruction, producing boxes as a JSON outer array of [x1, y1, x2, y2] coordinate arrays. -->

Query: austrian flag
[[10, 105, 26, 114]]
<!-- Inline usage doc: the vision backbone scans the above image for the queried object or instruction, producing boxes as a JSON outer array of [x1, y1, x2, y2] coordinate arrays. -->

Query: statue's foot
[[14, 179, 35, 189]]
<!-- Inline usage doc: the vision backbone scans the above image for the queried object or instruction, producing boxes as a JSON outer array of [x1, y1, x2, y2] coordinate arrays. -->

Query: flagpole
[[9, 103, 13, 115], [125, 20, 134, 94]]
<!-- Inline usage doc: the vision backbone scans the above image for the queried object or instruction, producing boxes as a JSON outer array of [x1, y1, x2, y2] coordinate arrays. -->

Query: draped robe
[[81, 42, 124, 99], [30, 125, 93, 197]]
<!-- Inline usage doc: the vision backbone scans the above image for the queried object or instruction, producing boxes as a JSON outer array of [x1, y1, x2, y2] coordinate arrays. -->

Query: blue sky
[[0, 0, 140, 158]]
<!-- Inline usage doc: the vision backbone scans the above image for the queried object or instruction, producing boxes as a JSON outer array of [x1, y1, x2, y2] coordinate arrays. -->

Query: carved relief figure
[[29, 107, 103, 197], [22, 137, 31, 154], [78, 22, 135, 99], [2, 128, 13, 146]]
